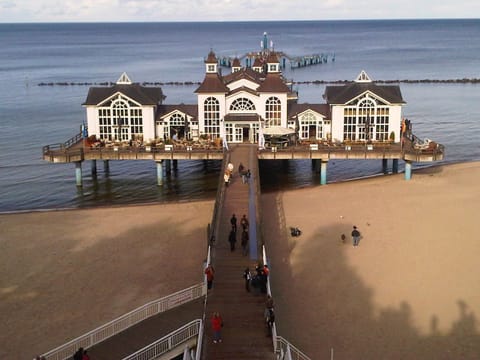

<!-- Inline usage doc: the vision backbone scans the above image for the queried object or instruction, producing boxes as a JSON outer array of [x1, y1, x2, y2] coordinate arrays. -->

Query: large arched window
[[204, 97, 220, 138], [98, 95, 143, 141], [167, 113, 186, 139], [230, 98, 255, 111], [357, 99, 375, 141], [265, 97, 281, 126]]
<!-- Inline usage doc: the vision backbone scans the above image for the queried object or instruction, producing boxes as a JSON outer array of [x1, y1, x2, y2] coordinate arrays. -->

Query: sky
[[0, 0, 478, 23]]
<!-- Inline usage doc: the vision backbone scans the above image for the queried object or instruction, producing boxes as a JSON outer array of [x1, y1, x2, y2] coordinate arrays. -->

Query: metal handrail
[[41, 283, 206, 360], [275, 336, 312, 360], [263, 244, 312, 360], [122, 319, 202, 360]]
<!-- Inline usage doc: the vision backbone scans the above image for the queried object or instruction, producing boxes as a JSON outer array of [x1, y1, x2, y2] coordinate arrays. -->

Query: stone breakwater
[[37, 78, 480, 86]]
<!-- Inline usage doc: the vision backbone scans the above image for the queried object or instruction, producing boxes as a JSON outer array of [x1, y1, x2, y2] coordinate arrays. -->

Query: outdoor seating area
[[83, 135, 224, 152]]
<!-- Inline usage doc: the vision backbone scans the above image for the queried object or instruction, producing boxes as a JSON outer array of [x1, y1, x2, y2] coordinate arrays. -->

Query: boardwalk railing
[[263, 246, 312, 360], [122, 319, 203, 360], [275, 336, 312, 360], [41, 283, 206, 360]]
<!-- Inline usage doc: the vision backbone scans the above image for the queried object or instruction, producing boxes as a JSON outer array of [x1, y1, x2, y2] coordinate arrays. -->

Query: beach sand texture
[[0, 201, 213, 359], [264, 161, 480, 359], [2, 162, 480, 359]]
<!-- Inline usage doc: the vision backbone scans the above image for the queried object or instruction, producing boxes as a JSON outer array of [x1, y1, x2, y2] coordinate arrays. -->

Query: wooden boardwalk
[[72, 144, 275, 360], [202, 144, 275, 360]]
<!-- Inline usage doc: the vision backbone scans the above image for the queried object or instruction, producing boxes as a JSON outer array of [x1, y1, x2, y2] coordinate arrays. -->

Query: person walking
[[243, 267, 251, 292], [228, 229, 237, 251], [241, 229, 249, 256], [240, 214, 249, 231], [266, 307, 275, 336], [205, 263, 215, 290], [227, 162, 234, 178], [224, 170, 230, 187], [211, 312, 223, 343], [230, 214, 237, 232], [351, 225, 361, 247]]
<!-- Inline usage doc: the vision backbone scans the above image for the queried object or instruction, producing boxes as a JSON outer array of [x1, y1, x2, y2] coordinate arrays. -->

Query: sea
[[1, 19, 479, 212]]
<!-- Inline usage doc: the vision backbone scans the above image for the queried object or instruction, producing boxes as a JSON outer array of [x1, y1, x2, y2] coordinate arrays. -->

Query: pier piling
[[75, 161, 83, 187], [320, 160, 328, 185], [156, 160, 164, 186]]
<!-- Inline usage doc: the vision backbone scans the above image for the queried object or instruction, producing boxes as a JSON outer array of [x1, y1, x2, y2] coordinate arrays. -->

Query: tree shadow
[[262, 192, 480, 360]]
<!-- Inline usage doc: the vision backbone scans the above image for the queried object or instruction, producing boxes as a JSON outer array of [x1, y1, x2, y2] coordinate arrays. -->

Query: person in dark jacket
[[228, 229, 236, 251]]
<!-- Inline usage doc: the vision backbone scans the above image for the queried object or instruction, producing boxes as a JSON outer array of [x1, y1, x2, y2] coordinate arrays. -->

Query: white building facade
[[83, 56, 405, 146]]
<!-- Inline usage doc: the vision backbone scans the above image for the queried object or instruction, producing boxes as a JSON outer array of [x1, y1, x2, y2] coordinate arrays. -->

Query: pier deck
[[42, 138, 444, 164], [202, 144, 275, 360]]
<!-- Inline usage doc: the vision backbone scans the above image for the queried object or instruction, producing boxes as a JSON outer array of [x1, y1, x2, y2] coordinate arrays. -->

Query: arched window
[[168, 113, 186, 139], [265, 97, 281, 126], [204, 97, 220, 138], [358, 99, 376, 141], [230, 98, 255, 111], [98, 95, 143, 141]]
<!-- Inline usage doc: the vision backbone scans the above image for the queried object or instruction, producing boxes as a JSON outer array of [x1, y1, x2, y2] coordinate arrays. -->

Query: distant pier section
[[217, 32, 335, 70]]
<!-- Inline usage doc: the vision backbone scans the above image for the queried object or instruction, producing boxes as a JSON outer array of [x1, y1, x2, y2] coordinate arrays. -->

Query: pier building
[[83, 52, 403, 147], [43, 49, 444, 186]]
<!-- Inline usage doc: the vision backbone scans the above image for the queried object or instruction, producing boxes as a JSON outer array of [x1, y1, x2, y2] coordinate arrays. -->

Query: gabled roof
[[252, 57, 263, 68], [288, 103, 330, 119], [228, 86, 259, 97], [324, 82, 405, 105], [195, 73, 229, 93], [157, 104, 197, 117], [156, 104, 197, 121], [223, 67, 264, 85], [83, 84, 165, 106], [257, 73, 290, 93], [266, 51, 279, 64]]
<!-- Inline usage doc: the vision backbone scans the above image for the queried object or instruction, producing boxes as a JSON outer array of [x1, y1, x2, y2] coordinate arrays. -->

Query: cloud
[[0, 0, 479, 22], [0, 0, 17, 9]]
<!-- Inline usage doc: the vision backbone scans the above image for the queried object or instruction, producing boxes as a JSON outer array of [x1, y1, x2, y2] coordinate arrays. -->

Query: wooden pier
[[42, 134, 444, 187]]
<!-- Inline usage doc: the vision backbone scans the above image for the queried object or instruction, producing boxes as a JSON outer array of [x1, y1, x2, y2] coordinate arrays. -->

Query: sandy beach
[[2, 162, 480, 359], [264, 161, 480, 359], [0, 201, 213, 359]]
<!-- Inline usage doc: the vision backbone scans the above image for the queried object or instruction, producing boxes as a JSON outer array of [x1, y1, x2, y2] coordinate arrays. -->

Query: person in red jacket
[[205, 264, 215, 290], [211, 312, 223, 343]]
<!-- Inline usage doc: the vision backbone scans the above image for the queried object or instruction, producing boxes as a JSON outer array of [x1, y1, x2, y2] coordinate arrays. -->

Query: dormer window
[[269, 64, 278, 72]]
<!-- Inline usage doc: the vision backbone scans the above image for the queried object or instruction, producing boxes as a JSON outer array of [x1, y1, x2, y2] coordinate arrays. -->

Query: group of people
[[237, 162, 251, 184], [228, 214, 249, 255], [243, 263, 269, 294], [224, 162, 251, 187]]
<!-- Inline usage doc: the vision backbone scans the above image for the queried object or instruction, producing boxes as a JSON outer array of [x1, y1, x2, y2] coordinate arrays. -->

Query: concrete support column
[[312, 159, 320, 173], [382, 158, 388, 174], [392, 159, 399, 174], [103, 160, 110, 173], [173, 159, 178, 170], [156, 160, 164, 186], [91, 160, 97, 177], [320, 160, 328, 185], [405, 161, 412, 181], [165, 159, 171, 174], [75, 161, 83, 187]]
